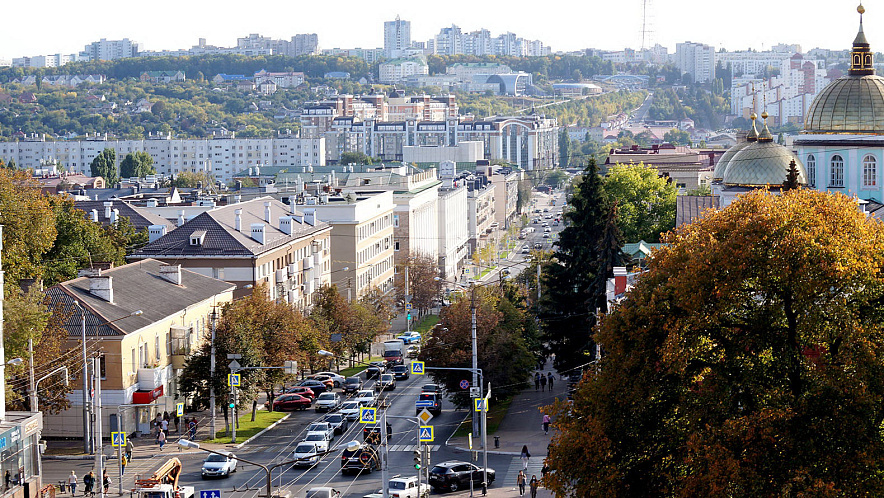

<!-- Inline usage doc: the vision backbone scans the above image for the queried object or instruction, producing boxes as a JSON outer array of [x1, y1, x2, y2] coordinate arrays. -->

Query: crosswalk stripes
[[502, 456, 544, 485], [388, 444, 440, 452]]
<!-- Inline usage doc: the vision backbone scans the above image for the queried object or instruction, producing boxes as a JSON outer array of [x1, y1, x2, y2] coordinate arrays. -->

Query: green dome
[[722, 140, 807, 187], [804, 75, 884, 134], [712, 141, 752, 181]]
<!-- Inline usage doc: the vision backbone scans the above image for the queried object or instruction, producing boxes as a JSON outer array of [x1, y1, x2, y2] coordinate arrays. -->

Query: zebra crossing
[[502, 456, 545, 484], [388, 444, 441, 452]]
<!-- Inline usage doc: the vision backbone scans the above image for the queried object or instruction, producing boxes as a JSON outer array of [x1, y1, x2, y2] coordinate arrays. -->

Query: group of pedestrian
[[533, 372, 555, 392], [516, 470, 540, 497], [67, 470, 109, 497]]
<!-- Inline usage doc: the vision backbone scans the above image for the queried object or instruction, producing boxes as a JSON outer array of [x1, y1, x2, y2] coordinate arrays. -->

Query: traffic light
[[424, 445, 431, 468], [407, 313, 412, 321], [413, 449, 422, 470]]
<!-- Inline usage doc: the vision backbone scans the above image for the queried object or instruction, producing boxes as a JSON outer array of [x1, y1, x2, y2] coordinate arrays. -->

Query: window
[[155, 335, 160, 363], [131, 347, 136, 373], [393, 214, 399, 227], [830, 155, 844, 187], [394, 241, 400, 251], [864, 154, 878, 187], [806, 154, 816, 186]]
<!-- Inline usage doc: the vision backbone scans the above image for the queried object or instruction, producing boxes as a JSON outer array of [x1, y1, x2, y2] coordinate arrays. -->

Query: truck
[[387, 475, 431, 498], [134, 458, 194, 498], [383, 339, 406, 366]]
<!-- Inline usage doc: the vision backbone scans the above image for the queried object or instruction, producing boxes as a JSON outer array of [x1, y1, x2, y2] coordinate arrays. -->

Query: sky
[[0, 0, 873, 62]]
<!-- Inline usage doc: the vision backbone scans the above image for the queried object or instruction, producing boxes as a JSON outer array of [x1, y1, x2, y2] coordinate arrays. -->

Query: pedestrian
[[67, 471, 77, 496], [188, 418, 197, 440], [5, 470, 11, 492], [529, 475, 539, 498], [102, 470, 110, 494], [157, 429, 166, 450], [520, 445, 531, 470], [163, 411, 170, 427], [534, 372, 540, 391], [83, 471, 94, 498], [160, 417, 169, 436], [540, 373, 547, 392], [173, 412, 180, 432], [516, 470, 526, 496], [547, 372, 555, 389], [121, 454, 128, 475], [125, 438, 134, 462], [542, 413, 551, 435]]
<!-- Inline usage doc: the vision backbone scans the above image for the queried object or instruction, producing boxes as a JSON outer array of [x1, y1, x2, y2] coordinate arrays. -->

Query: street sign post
[[110, 432, 125, 447], [176, 402, 184, 417], [199, 490, 221, 498], [411, 361, 425, 375], [359, 407, 377, 423], [459, 379, 470, 390], [227, 373, 241, 387], [417, 408, 433, 424], [419, 426, 434, 442]]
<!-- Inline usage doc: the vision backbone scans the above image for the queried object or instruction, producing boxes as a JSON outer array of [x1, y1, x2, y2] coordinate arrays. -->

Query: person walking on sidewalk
[[547, 372, 555, 389], [83, 471, 94, 498], [68, 471, 77, 496], [520, 445, 531, 470], [540, 373, 547, 392], [529, 475, 540, 498], [157, 429, 166, 450], [542, 413, 551, 435], [188, 418, 197, 440], [517, 470, 526, 496], [534, 372, 540, 391], [102, 470, 111, 495], [125, 439, 134, 462]]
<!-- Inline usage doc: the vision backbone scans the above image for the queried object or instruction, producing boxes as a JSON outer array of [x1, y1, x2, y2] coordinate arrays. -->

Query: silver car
[[291, 442, 320, 468], [201, 452, 237, 478]]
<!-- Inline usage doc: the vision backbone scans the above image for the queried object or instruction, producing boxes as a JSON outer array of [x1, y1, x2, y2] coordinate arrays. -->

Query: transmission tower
[[640, 0, 655, 51]]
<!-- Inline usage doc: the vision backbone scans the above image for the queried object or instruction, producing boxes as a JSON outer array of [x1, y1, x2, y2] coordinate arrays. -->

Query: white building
[[438, 183, 469, 279], [81, 38, 140, 61], [731, 54, 831, 126], [384, 17, 412, 59], [12, 53, 82, 67], [379, 58, 429, 84], [675, 41, 715, 83], [403, 141, 484, 165]]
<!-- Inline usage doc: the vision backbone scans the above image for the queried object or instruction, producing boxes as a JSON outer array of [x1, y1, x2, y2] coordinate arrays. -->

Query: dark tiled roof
[[74, 200, 175, 232], [676, 195, 719, 228], [46, 259, 235, 338], [131, 197, 329, 258]]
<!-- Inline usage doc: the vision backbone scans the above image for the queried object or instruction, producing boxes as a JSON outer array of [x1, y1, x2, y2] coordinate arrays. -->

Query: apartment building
[[384, 17, 412, 59], [379, 58, 429, 84], [130, 197, 332, 305], [675, 41, 715, 83], [81, 38, 139, 61], [438, 183, 469, 279], [466, 175, 496, 254]]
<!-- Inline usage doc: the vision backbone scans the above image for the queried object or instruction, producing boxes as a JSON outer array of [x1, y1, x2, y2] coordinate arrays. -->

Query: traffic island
[[203, 410, 287, 445]]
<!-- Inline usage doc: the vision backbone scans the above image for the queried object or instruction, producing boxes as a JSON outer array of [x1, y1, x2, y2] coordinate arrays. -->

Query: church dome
[[723, 118, 807, 187], [713, 114, 759, 181]]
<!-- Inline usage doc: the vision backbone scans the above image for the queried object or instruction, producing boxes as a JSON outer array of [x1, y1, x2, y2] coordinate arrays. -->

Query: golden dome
[[804, 75, 884, 133], [723, 141, 807, 187], [713, 116, 759, 181]]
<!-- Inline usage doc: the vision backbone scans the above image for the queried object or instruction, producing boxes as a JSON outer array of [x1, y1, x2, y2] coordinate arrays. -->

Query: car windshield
[[295, 444, 315, 453], [389, 482, 407, 490], [306, 434, 324, 441], [205, 454, 228, 462], [430, 466, 450, 474], [318, 393, 335, 400], [342, 402, 359, 410], [326, 415, 342, 422], [381, 374, 393, 381], [393, 366, 406, 371], [345, 377, 359, 383], [383, 351, 399, 357], [307, 423, 328, 431], [422, 385, 437, 392], [358, 391, 373, 397]]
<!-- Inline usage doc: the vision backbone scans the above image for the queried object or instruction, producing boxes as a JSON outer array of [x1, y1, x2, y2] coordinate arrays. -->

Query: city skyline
[[0, 0, 873, 62]]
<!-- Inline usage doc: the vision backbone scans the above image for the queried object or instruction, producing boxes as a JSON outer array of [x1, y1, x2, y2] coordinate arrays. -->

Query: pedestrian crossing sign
[[411, 361, 425, 375], [474, 398, 488, 412], [359, 407, 377, 423], [111, 432, 126, 447], [419, 426, 434, 442], [176, 402, 184, 417], [228, 373, 241, 387]]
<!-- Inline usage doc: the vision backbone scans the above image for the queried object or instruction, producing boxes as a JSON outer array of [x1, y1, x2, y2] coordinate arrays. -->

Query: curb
[[444, 413, 527, 456], [234, 413, 290, 449]]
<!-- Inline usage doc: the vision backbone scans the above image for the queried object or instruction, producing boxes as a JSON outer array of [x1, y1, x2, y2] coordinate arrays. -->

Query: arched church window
[[864, 154, 878, 187], [806, 154, 816, 187], [830, 155, 844, 187]]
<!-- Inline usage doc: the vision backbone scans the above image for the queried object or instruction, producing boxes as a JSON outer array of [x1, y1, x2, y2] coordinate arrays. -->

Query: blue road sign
[[359, 407, 377, 423], [459, 379, 470, 390], [111, 432, 126, 447], [405, 303, 413, 311], [474, 398, 488, 412], [176, 402, 184, 417], [416, 400, 435, 408], [419, 426, 434, 442], [200, 490, 222, 498], [411, 361, 425, 375], [228, 373, 241, 387]]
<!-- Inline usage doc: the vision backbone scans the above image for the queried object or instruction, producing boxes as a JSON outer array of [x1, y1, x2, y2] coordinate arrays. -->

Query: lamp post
[[179, 439, 359, 498], [70, 301, 90, 453]]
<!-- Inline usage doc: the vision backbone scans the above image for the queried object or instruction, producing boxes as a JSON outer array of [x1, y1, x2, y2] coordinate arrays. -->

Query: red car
[[272, 394, 312, 411], [284, 386, 316, 400]]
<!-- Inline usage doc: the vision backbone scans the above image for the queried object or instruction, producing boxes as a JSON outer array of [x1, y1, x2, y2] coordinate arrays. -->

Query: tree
[[172, 171, 215, 188], [783, 159, 800, 191], [545, 188, 884, 496], [590, 202, 629, 313], [663, 128, 691, 146], [0, 170, 56, 294], [559, 129, 571, 168], [602, 162, 677, 243], [395, 254, 442, 315], [543, 169, 568, 188], [89, 148, 117, 185], [119, 151, 156, 179], [339, 151, 374, 165]]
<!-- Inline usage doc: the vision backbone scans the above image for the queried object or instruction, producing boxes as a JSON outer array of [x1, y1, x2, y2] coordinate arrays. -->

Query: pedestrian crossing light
[[413, 449, 422, 470], [407, 313, 412, 321]]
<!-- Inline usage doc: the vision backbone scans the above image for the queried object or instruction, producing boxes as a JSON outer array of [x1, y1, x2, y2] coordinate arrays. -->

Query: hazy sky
[[0, 0, 872, 61]]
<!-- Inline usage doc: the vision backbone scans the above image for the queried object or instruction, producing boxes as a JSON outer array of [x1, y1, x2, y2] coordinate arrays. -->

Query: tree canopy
[[119, 151, 156, 178], [602, 162, 677, 243], [545, 188, 884, 496], [90, 148, 117, 184]]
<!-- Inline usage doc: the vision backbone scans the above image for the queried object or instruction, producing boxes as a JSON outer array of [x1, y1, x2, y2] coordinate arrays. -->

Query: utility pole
[[75, 302, 92, 454], [93, 356, 105, 498], [470, 282, 479, 438], [28, 338, 36, 412], [209, 310, 217, 439], [381, 408, 390, 498]]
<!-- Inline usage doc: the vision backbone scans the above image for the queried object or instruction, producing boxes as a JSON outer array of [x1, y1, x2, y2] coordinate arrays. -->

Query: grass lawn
[[452, 396, 514, 437], [478, 266, 497, 278], [204, 410, 287, 444], [414, 314, 439, 334], [339, 355, 385, 377]]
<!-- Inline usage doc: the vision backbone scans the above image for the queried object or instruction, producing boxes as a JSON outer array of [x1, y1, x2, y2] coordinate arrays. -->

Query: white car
[[315, 392, 342, 412], [291, 442, 321, 468], [306, 422, 334, 441], [355, 389, 377, 407], [312, 371, 346, 388], [201, 452, 237, 478], [387, 475, 431, 498], [304, 488, 341, 498], [303, 431, 331, 452], [340, 400, 363, 421]]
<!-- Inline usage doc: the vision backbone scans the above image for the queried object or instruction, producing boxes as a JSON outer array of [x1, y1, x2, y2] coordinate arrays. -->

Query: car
[[340, 444, 381, 475], [304, 487, 342, 498], [283, 386, 316, 400], [421, 384, 443, 395], [392, 365, 410, 380], [271, 394, 311, 411], [201, 452, 237, 478], [303, 431, 331, 452], [324, 413, 350, 435], [312, 371, 346, 388], [291, 442, 321, 468], [365, 364, 383, 379], [428, 461, 496, 492], [315, 392, 342, 412], [543, 208, 549, 212], [387, 475, 431, 498], [416, 392, 442, 416], [397, 331, 422, 344], [355, 390, 377, 407], [406, 345, 420, 357], [501, 269, 510, 276], [298, 379, 329, 395], [534, 243, 542, 249], [340, 400, 363, 421], [306, 375, 337, 389], [544, 227, 551, 232], [375, 373, 396, 391], [542, 233, 550, 238], [342, 376, 364, 393], [545, 214, 553, 219], [553, 221, 559, 226], [383, 349, 404, 366], [521, 248, 530, 254], [306, 422, 335, 441]]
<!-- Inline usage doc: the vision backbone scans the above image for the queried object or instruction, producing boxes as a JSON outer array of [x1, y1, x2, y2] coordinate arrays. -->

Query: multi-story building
[[45, 259, 235, 437], [675, 41, 715, 83], [384, 17, 412, 59], [605, 144, 716, 191], [379, 58, 429, 84], [0, 136, 325, 183], [429, 26, 549, 57], [253, 70, 305, 88], [437, 182, 469, 279], [12, 53, 82, 67], [483, 163, 520, 229], [81, 38, 140, 61], [235, 33, 320, 56], [466, 175, 496, 254], [321, 48, 385, 64], [130, 197, 332, 305]]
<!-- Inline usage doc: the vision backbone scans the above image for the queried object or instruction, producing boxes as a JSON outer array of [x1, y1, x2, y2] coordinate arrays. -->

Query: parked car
[[298, 379, 329, 395], [428, 461, 496, 492], [397, 331, 421, 344], [387, 475, 431, 498], [291, 442, 321, 468], [375, 373, 396, 391], [355, 390, 377, 407], [284, 386, 316, 400], [340, 400, 363, 421], [315, 392, 342, 412], [271, 394, 311, 411], [312, 371, 346, 388], [340, 444, 381, 475], [342, 377, 363, 393], [303, 431, 331, 452], [324, 413, 349, 435], [201, 452, 237, 478], [306, 422, 334, 441], [392, 365, 410, 380]]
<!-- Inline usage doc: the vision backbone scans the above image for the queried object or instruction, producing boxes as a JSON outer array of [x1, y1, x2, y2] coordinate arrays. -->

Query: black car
[[392, 365, 409, 380], [342, 376, 363, 393], [340, 444, 380, 475], [429, 461, 496, 492], [297, 379, 329, 395], [323, 413, 349, 435], [365, 365, 382, 380], [421, 384, 443, 395]]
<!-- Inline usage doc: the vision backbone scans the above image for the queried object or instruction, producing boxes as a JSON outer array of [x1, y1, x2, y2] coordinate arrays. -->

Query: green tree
[[395, 254, 442, 315], [172, 171, 215, 188], [559, 129, 571, 168], [119, 151, 156, 178], [663, 128, 691, 146], [89, 148, 117, 185], [0, 170, 57, 294], [543, 169, 568, 188], [783, 159, 801, 191], [546, 188, 884, 496], [339, 151, 374, 165], [602, 162, 677, 242]]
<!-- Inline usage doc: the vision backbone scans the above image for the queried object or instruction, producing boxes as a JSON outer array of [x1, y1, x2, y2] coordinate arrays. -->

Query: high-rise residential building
[[384, 16, 411, 59], [80, 38, 140, 61], [434, 25, 464, 56], [675, 41, 715, 83]]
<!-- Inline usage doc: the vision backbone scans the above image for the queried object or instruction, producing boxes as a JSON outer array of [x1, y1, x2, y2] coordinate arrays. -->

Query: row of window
[[806, 154, 879, 188], [357, 235, 393, 265]]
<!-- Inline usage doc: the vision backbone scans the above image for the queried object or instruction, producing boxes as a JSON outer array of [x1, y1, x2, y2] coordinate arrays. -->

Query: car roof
[[436, 460, 470, 467]]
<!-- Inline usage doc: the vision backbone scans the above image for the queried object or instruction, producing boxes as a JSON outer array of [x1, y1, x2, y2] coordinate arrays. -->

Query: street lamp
[[178, 439, 360, 498]]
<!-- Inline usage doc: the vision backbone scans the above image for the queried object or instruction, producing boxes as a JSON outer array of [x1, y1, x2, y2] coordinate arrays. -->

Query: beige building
[[45, 259, 235, 438], [605, 144, 716, 191], [131, 197, 332, 306]]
